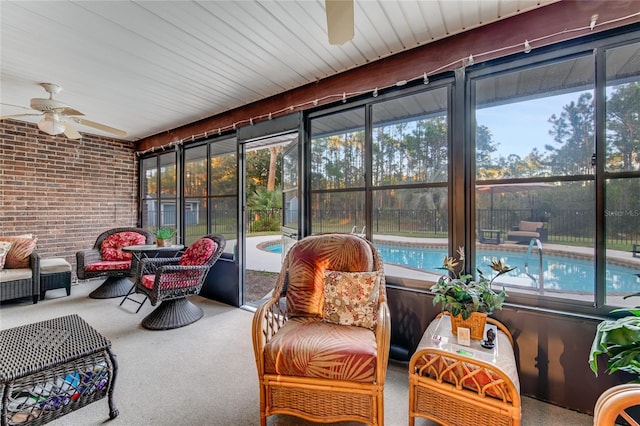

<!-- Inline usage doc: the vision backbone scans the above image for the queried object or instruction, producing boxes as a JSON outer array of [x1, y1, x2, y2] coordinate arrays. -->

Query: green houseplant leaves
[[154, 227, 176, 240], [431, 247, 512, 320], [589, 294, 640, 382]]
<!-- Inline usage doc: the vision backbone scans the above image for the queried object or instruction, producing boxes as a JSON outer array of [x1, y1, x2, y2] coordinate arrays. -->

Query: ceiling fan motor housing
[[30, 98, 68, 112]]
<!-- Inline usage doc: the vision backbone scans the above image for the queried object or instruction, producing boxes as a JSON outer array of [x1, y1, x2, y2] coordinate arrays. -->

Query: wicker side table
[[0, 314, 118, 425], [409, 314, 520, 426], [39, 258, 72, 300]]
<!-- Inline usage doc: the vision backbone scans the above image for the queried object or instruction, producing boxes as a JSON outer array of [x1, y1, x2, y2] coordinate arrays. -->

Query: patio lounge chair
[[506, 220, 547, 243]]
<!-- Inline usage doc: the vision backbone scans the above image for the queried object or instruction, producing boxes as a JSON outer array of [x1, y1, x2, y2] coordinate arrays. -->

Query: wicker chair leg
[[89, 277, 133, 299], [259, 387, 267, 426]]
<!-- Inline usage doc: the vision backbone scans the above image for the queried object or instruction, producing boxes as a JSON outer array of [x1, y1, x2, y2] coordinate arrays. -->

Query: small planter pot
[[449, 312, 487, 340], [156, 239, 172, 247]]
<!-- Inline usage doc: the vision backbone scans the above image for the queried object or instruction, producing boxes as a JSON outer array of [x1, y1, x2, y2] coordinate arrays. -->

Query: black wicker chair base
[[141, 298, 204, 330], [89, 277, 132, 299]]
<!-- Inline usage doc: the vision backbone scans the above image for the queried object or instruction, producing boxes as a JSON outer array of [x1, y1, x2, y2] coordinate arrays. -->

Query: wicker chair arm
[[252, 295, 287, 376], [138, 257, 180, 276], [375, 300, 391, 384], [76, 249, 101, 279], [30, 251, 41, 296], [156, 263, 210, 274], [77, 249, 101, 266]]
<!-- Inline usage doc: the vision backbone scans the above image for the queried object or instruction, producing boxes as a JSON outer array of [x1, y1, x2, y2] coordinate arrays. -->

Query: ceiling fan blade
[[0, 113, 41, 120], [57, 107, 84, 116], [0, 102, 34, 111], [325, 0, 354, 45], [69, 117, 127, 138], [62, 121, 82, 139]]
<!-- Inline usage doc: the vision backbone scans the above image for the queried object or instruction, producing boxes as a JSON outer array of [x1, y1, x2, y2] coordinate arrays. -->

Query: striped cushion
[[0, 236, 37, 269], [264, 317, 377, 382]]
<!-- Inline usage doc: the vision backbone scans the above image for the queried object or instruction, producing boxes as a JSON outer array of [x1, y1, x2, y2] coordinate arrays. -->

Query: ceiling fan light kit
[[1, 82, 127, 140], [37, 112, 65, 135]]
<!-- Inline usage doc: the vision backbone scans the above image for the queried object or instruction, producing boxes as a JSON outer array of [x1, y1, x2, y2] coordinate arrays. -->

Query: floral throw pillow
[[0, 241, 13, 270], [323, 270, 381, 330]]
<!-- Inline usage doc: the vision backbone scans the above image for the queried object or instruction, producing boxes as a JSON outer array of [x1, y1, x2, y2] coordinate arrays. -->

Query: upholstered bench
[[40, 258, 72, 300]]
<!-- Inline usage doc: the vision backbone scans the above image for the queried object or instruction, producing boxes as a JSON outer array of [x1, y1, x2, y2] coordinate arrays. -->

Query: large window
[[139, 29, 640, 315], [471, 37, 640, 311], [310, 107, 366, 234], [309, 87, 451, 286], [141, 152, 177, 235], [473, 55, 596, 306], [209, 138, 238, 249], [184, 138, 238, 246], [604, 41, 640, 308]]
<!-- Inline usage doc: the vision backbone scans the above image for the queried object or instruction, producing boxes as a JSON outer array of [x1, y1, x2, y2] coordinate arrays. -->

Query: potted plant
[[589, 293, 640, 422], [589, 293, 640, 381], [431, 247, 513, 340], [154, 227, 176, 247]]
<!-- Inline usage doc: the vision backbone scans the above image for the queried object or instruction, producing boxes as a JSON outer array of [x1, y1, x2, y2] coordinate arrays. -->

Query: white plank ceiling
[[0, 0, 558, 141]]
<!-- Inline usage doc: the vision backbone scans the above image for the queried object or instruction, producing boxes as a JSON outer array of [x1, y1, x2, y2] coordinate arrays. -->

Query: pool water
[[262, 242, 639, 293], [376, 244, 639, 293], [263, 243, 282, 253]]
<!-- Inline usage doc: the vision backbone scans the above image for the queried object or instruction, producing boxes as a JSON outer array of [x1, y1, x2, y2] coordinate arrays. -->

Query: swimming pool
[[261, 242, 640, 293]]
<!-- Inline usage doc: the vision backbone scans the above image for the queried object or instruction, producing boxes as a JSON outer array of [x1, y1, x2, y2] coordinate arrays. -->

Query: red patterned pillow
[[180, 238, 216, 266], [0, 236, 37, 269], [101, 232, 146, 261]]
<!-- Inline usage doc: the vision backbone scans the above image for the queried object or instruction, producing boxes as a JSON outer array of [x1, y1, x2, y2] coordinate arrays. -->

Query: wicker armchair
[[76, 227, 154, 299], [132, 234, 225, 330], [0, 252, 40, 304], [593, 384, 640, 426], [252, 233, 391, 426]]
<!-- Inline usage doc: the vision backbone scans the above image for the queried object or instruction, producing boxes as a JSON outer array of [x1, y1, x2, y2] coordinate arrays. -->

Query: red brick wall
[[0, 119, 138, 278]]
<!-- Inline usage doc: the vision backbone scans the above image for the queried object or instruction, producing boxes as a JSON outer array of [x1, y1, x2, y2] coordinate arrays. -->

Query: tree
[[246, 148, 281, 196], [267, 146, 282, 191], [546, 92, 595, 175], [606, 83, 640, 171]]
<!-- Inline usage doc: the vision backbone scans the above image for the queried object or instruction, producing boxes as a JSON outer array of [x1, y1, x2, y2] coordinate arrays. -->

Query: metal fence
[[155, 207, 638, 247]]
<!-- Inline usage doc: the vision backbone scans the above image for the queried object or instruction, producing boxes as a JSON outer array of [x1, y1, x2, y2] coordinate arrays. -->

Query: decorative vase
[[449, 312, 487, 340], [156, 239, 171, 247]]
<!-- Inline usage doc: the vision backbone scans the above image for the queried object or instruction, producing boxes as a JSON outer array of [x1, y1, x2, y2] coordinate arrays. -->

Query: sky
[[476, 92, 586, 159]]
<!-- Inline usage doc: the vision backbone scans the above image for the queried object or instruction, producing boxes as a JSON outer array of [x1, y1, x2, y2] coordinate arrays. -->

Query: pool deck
[[244, 234, 639, 286]]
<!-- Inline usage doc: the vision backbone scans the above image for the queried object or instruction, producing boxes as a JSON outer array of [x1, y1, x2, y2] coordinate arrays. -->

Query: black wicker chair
[[131, 234, 225, 330], [76, 227, 154, 299]]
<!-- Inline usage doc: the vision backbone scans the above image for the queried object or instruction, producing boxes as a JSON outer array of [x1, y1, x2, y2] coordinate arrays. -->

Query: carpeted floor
[[0, 279, 594, 425]]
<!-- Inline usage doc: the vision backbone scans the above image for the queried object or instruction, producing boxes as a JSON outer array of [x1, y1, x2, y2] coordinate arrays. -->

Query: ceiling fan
[[325, 0, 354, 45], [0, 83, 127, 139]]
